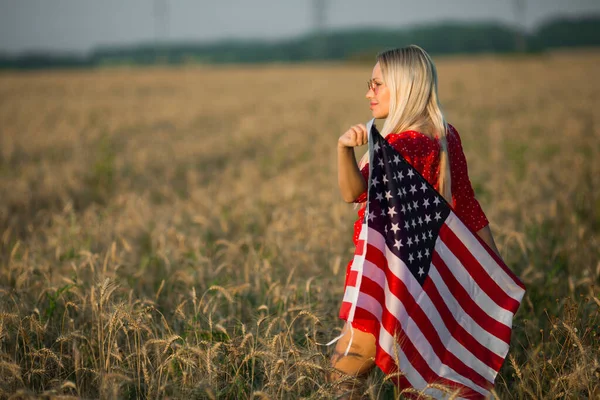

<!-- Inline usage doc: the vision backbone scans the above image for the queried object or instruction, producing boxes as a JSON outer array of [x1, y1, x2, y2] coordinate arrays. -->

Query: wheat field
[[0, 50, 599, 399]]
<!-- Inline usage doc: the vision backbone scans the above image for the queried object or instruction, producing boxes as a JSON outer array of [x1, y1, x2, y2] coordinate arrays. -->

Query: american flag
[[339, 120, 525, 399]]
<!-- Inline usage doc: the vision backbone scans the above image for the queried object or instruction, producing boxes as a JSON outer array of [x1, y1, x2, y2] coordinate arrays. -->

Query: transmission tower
[[153, 0, 169, 62], [513, 0, 526, 52], [153, 0, 169, 41], [313, 0, 327, 34], [312, 0, 328, 59]]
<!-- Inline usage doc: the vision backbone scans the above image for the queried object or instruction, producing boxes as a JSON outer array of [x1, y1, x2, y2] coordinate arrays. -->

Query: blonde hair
[[360, 45, 452, 202]]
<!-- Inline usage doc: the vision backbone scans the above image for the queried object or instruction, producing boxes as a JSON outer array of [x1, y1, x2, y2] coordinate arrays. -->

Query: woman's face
[[366, 62, 390, 119]]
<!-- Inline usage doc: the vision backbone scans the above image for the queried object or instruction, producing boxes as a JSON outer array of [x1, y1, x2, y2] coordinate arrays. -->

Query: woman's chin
[[371, 111, 388, 119]]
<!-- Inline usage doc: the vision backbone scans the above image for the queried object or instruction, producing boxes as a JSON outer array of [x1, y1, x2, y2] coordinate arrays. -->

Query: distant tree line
[[1, 16, 598, 70]]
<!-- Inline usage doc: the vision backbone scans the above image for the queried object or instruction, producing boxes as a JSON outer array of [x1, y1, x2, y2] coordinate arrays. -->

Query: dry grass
[[0, 50, 599, 399]]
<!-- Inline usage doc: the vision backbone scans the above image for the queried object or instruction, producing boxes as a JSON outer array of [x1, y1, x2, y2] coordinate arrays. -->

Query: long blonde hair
[[361, 45, 452, 202]]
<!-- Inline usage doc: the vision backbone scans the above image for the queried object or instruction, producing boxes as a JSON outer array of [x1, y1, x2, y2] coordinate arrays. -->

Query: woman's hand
[[338, 124, 368, 148], [337, 124, 368, 202]]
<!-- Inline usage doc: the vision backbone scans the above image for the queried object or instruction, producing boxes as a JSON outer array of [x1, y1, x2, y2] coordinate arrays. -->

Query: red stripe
[[339, 301, 351, 320], [353, 299, 486, 399], [422, 278, 504, 371], [439, 224, 521, 313], [346, 269, 358, 288], [362, 248, 494, 390], [432, 252, 512, 344], [355, 239, 366, 256]]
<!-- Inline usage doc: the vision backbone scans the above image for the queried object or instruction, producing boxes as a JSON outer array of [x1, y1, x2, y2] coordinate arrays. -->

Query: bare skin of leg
[[328, 324, 377, 399]]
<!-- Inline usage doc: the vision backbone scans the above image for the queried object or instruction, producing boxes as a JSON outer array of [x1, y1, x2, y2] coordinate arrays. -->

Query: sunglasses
[[367, 79, 383, 94]]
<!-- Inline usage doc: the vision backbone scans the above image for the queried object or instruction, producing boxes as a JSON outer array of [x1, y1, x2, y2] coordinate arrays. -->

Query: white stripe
[[353, 289, 383, 318], [355, 288, 489, 396], [348, 223, 368, 272], [342, 286, 358, 304], [346, 223, 369, 323], [359, 222, 368, 240], [445, 213, 525, 301], [349, 254, 365, 272], [367, 227, 507, 358], [361, 259, 497, 382], [428, 266, 511, 359], [436, 239, 513, 326]]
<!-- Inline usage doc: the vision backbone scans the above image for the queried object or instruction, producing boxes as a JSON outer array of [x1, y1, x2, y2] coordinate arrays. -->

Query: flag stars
[[387, 207, 397, 218], [359, 136, 456, 286], [393, 239, 403, 249]]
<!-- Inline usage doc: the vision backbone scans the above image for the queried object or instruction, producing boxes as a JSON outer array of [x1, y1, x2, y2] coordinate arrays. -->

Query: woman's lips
[[370, 102, 378, 109]]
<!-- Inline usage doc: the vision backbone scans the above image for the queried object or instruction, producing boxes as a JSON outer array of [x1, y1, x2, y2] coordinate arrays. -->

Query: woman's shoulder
[[386, 130, 439, 158], [445, 123, 464, 148]]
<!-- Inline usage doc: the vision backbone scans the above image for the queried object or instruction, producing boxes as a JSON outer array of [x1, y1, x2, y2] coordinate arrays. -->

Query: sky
[[1, 0, 599, 55]]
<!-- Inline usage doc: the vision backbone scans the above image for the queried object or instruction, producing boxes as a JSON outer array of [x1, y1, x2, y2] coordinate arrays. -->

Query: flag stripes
[[431, 249, 513, 343], [438, 221, 521, 313], [444, 214, 526, 294], [341, 216, 522, 398], [347, 227, 495, 388]]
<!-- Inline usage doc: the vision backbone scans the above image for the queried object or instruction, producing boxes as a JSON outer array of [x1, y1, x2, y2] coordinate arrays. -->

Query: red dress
[[345, 124, 489, 303]]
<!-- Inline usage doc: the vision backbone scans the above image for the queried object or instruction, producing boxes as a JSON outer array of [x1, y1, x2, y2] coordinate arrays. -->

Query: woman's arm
[[476, 225, 502, 259], [338, 124, 368, 203]]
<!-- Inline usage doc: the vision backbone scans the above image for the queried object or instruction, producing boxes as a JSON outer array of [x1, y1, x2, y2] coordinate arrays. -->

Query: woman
[[331, 45, 501, 396]]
